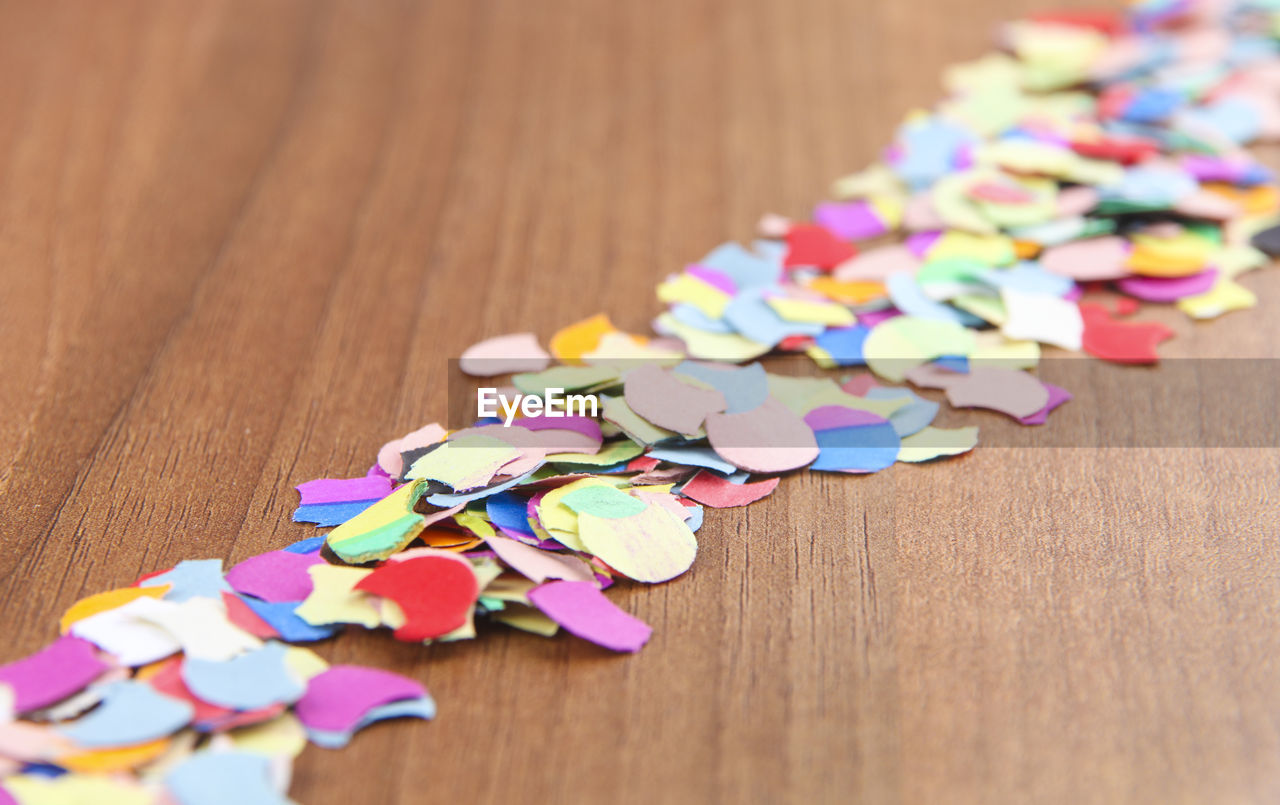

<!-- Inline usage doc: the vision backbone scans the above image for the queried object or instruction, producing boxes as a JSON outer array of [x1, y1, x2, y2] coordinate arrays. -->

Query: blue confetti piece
[[813, 325, 870, 366], [722, 289, 824, 347], [486, 491, 535, 537], [292, 500, 377, 528], [166, 751, 292, 805], [886, 273, 985, 327], [683, 503, 705, 532], [304, 697, 437, 750], [647, 446, 738, 476], [673, 361, 769, 414], [699, 242, 783, 290], [865, 387, 941, 438], [139, 559, 232, 602], [670, 303, 733, 334], [59, 681, 193, 748], [981, 262, 1075, 297], [810, 422, 901, 473], [182, 643, 305, 711], [1122, 87, 1183, 124], [282, 535, 327, 554], [931, 355, 970, 374], [241, 597, 340, 643]]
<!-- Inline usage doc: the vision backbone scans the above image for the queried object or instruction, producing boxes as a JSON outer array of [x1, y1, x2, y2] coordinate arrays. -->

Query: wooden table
[[4, 1, 1280, 802]]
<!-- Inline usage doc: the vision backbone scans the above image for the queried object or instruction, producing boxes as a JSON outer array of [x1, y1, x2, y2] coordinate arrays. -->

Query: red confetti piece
[[679, 471, 780, 508], [355, 556, 479, 641], [783, 223, 857, 270], [1079, 303, 1174, 364], [221, 592, 281, 640]]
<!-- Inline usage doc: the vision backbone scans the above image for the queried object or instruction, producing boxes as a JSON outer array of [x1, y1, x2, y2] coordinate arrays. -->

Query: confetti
[[0, 636, 109, 715], [527, 581, 653, 652], [13, 3, 1280, 801], [354, 555, 480, 641]]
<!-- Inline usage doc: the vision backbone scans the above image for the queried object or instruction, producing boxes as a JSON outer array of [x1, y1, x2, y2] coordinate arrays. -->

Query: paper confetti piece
[[484, 535, 595, 584], [181, 643, 305, 711], [294, 665, 429, 735], [0, 636, 109, 715], [305, 698, 437, 749], [549, 314, 618, 363], [678, 471, 780, 508], [57, 737, 171, 774], [862, 315, 976, 382], [58, 587, 168, 633], [295, 476, 391, 507], [1018, 383, 1073, 425], [896, 426, 979, 463], [293, 565, 381, 628], [138, 559, 232, 602], [165, 750, 293, 805], [623, 363, 726, 436], [59, 681, 193, 748], [577, 504, 697, 583], [376, 423, 446, 477], [69, 598, 183, 667], [527, 581, 653, 652], [459, 332, 552, 376], [1079, 303, 1175, 364], [704, 398, 819, 473], [945, 367, 1051, 419], [2, 774, 153, 805], [804, 406, 901, 473], [354, 555, 480, 641], [225, 551, 324, 604], [324, 481, 431, 564]]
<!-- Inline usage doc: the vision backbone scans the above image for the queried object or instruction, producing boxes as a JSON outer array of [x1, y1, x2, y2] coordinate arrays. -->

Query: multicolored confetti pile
[[7, 1, 1280, 802]]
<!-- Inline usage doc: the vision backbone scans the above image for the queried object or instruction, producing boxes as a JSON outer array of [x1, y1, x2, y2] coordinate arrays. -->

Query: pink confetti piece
[[527, 581, 653, 652], [225, 550, 326, 604], [295, 665, 429, 734], [295, 476, 393, 506], [0, 635, 109, 714]]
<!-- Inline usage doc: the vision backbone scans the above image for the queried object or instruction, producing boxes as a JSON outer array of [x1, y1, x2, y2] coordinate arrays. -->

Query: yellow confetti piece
[[969, 330, 1041, 369], [1177, 277, 1257, 319], [927, 229, 1017, 266], [862, 316, 977, 382], [494, 604, 560, 636], [1204, 183, 1280, 217], [765, 296, 856, 327], [897, 426, 980, 463], [57, 738, 170, 774], [226, 712, 308, 758], [59, 586, 168, 633], [654, 313, 771, 362], [549, 313, 618, 363], [656, 273, 731, 318], [325, 480, 428, 564], [578, 504, 697, 583], [868, 194, 904, 229], [283, 646, 329, 682], [1127, 232, 1215, 277], [807, 277, 886, 305], [829, 162, 903, 200], [3, 773, 153, 805], [295, 564, 380, 628], [582, 331, 682, 368]]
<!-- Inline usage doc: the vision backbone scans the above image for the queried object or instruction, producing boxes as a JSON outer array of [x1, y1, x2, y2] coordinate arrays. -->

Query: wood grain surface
[[3, 1, 1280, 803]]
